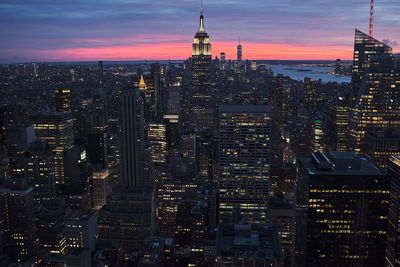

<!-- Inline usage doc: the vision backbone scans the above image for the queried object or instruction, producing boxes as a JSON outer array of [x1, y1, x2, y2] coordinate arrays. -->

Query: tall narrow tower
[[237, 38, 242, 62], [369, 0, 374, 37], [190, 1, 213, 130]]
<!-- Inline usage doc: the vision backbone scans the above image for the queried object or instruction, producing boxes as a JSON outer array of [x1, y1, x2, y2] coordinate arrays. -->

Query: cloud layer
[[0, 0, 399, 62]]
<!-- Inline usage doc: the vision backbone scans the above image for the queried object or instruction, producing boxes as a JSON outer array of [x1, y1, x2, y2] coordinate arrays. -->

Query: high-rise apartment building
[[218, 104, 271, 224]]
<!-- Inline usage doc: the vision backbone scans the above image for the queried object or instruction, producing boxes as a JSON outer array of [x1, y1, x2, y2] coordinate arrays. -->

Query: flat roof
[[219, 104, 272, 113], [300, 152, 388, 176]]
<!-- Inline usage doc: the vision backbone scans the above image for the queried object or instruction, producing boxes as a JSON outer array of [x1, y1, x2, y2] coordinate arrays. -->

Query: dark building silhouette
[[386, 155, 400, 267], [295, 152, 391, 266], [0, 179, 37, 262]]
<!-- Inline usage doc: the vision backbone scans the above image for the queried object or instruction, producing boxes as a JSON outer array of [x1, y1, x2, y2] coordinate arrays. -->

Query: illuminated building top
[[192, 3, 211, 56]]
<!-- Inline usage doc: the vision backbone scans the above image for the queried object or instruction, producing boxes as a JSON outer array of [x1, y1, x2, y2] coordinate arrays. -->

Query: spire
[[199, 0, 205, 32]]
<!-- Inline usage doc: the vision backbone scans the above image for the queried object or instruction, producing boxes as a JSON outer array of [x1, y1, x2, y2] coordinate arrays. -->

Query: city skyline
[[1, 0, 399, 63]]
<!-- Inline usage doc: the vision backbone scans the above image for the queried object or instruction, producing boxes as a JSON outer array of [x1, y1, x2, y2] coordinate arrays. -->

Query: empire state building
[[190, 5, 214, 131]]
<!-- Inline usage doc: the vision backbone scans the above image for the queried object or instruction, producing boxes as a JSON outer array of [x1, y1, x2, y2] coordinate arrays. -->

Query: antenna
[[201, 0, 203, 14], [369, 0, 374, 37]]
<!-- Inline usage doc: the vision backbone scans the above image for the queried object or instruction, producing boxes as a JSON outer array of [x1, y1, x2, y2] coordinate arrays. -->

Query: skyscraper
[[364, 131, 400, 169], [190, 4, 213, 130], [97, 186, 153, 258], [237, 40, 242, 62], [350, 29, 392, 102], [325, 99, 349, 152], [120, 84, 148, 187], [55, 88, 73, 114], [218, 104, 271, 224], [26, 140, 56, 204], [295, 152, 391, 266], [148, 122, 168, 164], [386, 155, 400, 267], [30, 112, 74, 184], [0, 179, 37, 262], [348, 32, 400, 151]]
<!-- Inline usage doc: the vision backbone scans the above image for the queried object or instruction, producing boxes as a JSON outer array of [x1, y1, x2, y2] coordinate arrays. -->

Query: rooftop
[[300, 152, 388, 176], [219, 104, 272, 113], [215, 223, 283, 260]]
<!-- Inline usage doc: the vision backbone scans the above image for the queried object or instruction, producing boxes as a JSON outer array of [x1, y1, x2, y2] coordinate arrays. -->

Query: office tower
[[148, 122, 168, 164], [349, 30, 400, 151], [1, 102, 21, 152], [55, 88, 73, 113], [89, 168, 110, 210], [98, 187, 153, 258], [166, 84, 181, 114], [351, 29, 392, 102], [156, 178, 198, 237], [191, 5, 213, 130], [311, 117, 325, 153], [303, 78, 317, 114], [268, 195, 294, 265], [65, 211, 97, 253], [6, 124, 36, 179], [92, 89, 107, 131], [63, 146, 86, 190], [173, 200, 208, 267], [364, 131, 400, 169], [386, 155, 400, 267], [151, 63, 164, 119], [325, 99, 349, 151], [0, 179, 37, 262], [237, 41, 242, 62], [120, 85, 148, 187], [295, 152, 391, 266], [30, 112, 74, 184], [98, 60, 104, 77], [26, 140, 56, 204], [35, 198, 67, 257], [218, 104, 271, 224], [213, 223, 284, 266], [86, 131, 107, 168]]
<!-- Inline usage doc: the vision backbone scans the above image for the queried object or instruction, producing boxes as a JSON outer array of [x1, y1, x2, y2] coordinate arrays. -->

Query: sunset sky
[[0, 0, 399, 63]]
